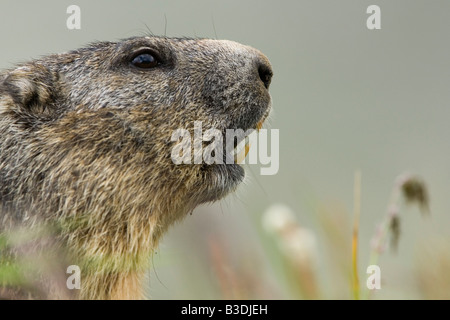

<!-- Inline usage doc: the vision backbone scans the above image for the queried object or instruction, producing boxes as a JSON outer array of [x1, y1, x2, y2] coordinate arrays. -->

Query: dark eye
[[131, 52, 158, 69]]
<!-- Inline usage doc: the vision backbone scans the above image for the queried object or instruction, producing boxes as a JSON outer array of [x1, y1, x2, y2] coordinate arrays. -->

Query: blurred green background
[[1, 0, 449, 299]]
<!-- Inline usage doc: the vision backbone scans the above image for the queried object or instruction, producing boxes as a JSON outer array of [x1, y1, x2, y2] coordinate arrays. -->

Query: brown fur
[[0, 36, 272, 299]]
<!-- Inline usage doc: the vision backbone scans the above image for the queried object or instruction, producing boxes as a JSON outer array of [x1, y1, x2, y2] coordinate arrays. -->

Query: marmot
[[0, 36, 273, 299]]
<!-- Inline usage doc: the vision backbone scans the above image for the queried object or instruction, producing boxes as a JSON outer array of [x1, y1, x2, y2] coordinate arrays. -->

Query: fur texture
[[0, 36, 272, 299]]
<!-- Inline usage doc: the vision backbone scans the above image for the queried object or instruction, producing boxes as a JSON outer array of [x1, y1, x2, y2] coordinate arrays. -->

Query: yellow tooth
[[235, 141, 251, 164], [244, 142, 251, 158], [256, 121, 263, 132]]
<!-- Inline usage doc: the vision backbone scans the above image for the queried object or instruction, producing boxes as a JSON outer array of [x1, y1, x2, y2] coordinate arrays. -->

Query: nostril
[[258, 63, 273, 89]]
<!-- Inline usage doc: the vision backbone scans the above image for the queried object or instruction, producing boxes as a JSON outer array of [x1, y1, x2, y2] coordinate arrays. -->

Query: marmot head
[[0, 36, 273, 229]]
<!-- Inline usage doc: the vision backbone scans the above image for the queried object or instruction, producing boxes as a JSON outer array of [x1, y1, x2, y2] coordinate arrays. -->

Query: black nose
[[258, 62, 273, 89]]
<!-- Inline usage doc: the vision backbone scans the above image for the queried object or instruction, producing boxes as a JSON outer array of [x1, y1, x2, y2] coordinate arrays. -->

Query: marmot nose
[[256, 59, 273, 90]]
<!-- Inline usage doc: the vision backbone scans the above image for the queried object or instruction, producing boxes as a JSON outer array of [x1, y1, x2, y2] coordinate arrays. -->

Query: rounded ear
[[0, 63, 64, 121]]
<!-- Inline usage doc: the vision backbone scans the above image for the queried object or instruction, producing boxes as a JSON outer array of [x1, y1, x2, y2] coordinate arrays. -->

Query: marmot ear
[[0, 64, 63, 120]]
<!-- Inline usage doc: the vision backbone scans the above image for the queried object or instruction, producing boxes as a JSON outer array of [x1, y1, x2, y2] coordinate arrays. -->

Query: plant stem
[[352, 170, 361, 300]]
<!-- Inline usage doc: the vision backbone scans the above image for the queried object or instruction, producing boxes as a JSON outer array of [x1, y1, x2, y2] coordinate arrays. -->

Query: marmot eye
[[131, 52, 158, 69]]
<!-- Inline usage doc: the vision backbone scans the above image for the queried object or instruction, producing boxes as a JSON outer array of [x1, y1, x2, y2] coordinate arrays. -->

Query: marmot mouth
[[198, 103, 271, 203], [233, 119, 264, 164], [232, 101, 271, 162], [197, 120, 265, 204]]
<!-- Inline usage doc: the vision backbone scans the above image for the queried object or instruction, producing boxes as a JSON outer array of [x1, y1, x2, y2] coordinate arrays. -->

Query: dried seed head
[[389, 215, 401, 253], [401, 176, 430, 214]]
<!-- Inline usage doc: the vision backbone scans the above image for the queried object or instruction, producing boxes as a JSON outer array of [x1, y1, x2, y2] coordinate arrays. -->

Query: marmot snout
[[0, 36, 273, 299]]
